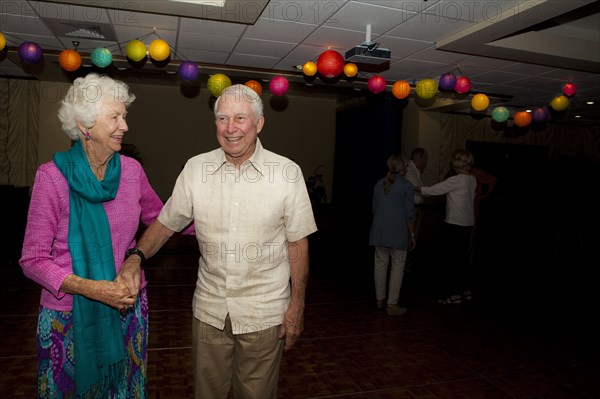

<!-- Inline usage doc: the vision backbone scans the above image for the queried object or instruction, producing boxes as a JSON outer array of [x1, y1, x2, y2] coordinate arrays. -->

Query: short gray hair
[[58, 73, 135, 140], [214, 84, 263, 122]]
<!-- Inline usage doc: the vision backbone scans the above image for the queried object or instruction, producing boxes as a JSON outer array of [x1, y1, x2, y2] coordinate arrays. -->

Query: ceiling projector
[[345, 43, 391, 65]]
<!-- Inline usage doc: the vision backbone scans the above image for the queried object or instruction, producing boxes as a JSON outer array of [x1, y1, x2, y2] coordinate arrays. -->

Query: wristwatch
[[125, 248, 146, 263]]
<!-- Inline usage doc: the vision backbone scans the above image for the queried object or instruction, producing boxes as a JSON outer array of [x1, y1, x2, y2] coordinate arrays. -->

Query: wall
[[35, 81, 337, 200]]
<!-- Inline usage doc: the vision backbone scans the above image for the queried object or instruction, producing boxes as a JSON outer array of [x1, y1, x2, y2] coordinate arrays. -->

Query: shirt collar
[[210, 138, 265, 176]]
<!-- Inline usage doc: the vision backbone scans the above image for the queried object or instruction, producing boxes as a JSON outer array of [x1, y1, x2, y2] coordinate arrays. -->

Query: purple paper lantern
[[531, 107, 549, 124], [179, 61, 199, 81], [439, 72, 457, 91], [18, 41, 43, 64], [269, 76, 289, 96]]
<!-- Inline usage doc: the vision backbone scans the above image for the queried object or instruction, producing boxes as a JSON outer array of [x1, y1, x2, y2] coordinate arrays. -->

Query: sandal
[[462, 290, 472, 301], [438, 295, 462, 305]]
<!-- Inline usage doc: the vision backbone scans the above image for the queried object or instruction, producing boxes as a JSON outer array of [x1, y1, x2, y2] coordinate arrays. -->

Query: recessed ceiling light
[[575, 115, 582, 118], [586, 101, 595, 105], [526, 109, 532, 113]]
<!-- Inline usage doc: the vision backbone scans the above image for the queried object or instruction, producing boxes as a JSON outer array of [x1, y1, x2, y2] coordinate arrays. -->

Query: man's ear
[[256, 116, 265, 134]]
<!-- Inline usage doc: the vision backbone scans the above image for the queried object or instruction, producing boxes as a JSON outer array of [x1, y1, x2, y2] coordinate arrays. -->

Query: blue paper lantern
[[90, 47, 112, 68], [179, 61, 199, 81], [18, 41, 43, 64], [439, 72, 456, 91], [491, 106, 510, 123]]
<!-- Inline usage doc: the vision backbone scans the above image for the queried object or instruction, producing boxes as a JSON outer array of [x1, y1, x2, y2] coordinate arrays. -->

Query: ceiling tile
[[111, 10, 179, 30], [28, 1, 111, 23], [177, 31, 239, 53], [234, 38, 296, 58], [326, 1, 411, 33], [179, 17, 247, 36], [378, 37, 433, 59], [408, 45, 470, 64], [0, 14, 54, 37], [244, 18, 318, 43], [303, 27, 368, 50], [259, 0, 348, 25], [227, 53, 280, 69], [386, 12, 472, 42], [176, 48, 229, 65]]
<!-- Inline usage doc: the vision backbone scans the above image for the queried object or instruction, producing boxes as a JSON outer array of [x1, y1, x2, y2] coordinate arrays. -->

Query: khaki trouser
[[192, 314, 284, 399]]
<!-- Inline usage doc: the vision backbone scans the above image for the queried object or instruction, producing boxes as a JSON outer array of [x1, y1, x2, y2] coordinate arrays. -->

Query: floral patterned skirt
[[36, 289, 149, 398]]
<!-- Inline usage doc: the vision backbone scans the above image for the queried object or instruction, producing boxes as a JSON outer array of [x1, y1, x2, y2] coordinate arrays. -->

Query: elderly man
[[120, 84, 317, 399]]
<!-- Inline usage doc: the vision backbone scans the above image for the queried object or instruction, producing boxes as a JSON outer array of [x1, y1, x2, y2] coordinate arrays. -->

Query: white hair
[[57, 73, 135, 140], [214, 84, 263, 122]]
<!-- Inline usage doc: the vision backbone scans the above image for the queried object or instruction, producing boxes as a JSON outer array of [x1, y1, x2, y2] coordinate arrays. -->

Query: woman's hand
[[117, 257, 142, 298], [60, 274, 136, 311]]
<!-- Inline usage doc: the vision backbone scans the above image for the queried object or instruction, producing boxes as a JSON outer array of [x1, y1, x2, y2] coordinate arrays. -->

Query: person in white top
[[405, 147, 428, 205], [415, 149, 477, 305], [119, 84, 318, 399]]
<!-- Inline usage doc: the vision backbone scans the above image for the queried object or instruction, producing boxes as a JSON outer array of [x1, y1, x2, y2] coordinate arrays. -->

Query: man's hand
[[279, 304, 305, 350]]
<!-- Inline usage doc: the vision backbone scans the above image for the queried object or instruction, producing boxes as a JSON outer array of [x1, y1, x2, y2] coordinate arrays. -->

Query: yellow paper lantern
[[0, 32, 6, 51], [415, 79, 438, 99], [343, 63, 358, 78], [125, 39, 147, 62], [392, 80, 410, 99], [302, 61, 317, 76], [58, 49, 82, 72], [148, 39, 170, 62], [550, 95, 569, 111], [207, 73, 232, 97], [471, 93, 490, 111]]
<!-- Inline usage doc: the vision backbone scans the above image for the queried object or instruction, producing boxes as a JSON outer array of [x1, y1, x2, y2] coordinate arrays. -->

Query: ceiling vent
[[42, 19, 117, 42]]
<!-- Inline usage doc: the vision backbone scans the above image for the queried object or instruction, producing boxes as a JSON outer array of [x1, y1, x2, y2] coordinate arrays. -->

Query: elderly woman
[[20, 73, 163, 397], [369, 154, 416, 316], [416, 149, 477, 305]]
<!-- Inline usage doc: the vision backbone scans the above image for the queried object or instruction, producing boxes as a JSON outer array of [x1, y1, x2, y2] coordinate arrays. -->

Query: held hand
[[90, 280, 136, 311], [278, 305, 305, 351], [409, 236, 417, 251], [117, 257, 142, 297]]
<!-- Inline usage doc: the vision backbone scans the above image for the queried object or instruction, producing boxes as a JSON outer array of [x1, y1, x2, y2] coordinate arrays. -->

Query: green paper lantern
[[90, 47, 112, 68], [491, 106, 510, 123]]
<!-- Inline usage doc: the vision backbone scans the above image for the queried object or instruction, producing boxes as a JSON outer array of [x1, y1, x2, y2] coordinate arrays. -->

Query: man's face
[[215, 92, 264, 165]]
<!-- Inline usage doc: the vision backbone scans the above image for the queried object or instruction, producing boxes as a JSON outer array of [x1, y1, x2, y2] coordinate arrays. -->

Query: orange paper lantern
[[244, 80, 263, 96], [513, 111, 532, 128], [148, 39, 170, 61], [302, 61, 317, 76], [58, 49, 82, 72], [343, 63, 358, 78], [392, 80, 410, 99], [0, 32, 6, 51]]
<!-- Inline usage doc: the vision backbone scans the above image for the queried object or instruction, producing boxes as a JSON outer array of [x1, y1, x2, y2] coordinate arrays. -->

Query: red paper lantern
[[454, 76, 471, 94], [562, 83, 577, 97], [269, 76, 289, 96], [58, 49, 82, 72], [367, 75, 387, 94], [316, 50, 344, 78], [392, 80, 410, 99], [513, 111, 532, 128]]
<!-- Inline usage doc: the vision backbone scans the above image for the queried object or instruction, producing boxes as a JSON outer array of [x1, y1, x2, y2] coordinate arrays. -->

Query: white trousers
[[374, 246, 408, 305]]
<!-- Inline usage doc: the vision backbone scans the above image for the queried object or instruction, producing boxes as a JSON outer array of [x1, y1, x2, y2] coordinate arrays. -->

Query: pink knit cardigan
[[19, 155, 164, 311]]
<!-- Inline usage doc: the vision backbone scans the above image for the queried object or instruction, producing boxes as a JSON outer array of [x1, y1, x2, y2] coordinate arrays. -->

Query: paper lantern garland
[[471, 93, 490, 111], [531, 107, 549, 123], [269, 76, 289, 96], [562, 83, 577, 97], [90, 47, 112, 68], [439, 72, 457, 91], [343, 63, 358, 78], [454, 76, 471, 94], [316, 50, 344, 78], [302, 61, 317, 76], [0, 32, 6, 51], [513, 111, 532, 128], [415, 79, 438, 99], [207, 74, 232, 97], [149, 39, 170, 61], [58, 49, 82, 72], [367, 75, 386, 94], [125, 39, 147, 62], [392, 80, 410, 99], [245, 80, 263, 96], [491, 106, 510, 123], [18, 41, 43, 64], [178, 61, 199, 81], [550, 95, 569, 111]]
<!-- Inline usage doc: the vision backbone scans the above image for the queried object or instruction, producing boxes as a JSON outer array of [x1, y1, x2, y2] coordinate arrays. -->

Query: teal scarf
[[54, 141, 125, 396]]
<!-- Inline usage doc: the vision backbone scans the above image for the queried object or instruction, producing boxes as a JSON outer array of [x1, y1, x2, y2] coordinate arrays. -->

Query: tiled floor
[[2, 227, 599, 398]]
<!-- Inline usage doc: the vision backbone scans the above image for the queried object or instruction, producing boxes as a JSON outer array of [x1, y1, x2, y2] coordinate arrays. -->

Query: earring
[[84, 130, 90, 141]]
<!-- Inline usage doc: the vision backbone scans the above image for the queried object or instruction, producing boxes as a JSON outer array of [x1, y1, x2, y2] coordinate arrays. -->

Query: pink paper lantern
[[316, 50, 344, 78], [562, 83, 577, 97], [367, 75, 387, 94], [439, 72, 457, 91], [18, 41, 43, 64], [269, 76, 289, 96], [454, 76, 471, 94]]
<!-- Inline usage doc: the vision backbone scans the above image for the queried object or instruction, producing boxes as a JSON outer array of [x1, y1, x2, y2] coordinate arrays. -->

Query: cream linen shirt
[[405, 160, 424, 204], [158, 139, 317, 334]]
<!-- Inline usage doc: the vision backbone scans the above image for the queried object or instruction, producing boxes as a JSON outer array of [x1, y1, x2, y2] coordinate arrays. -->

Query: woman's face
[[86, 99, 128, 157]]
